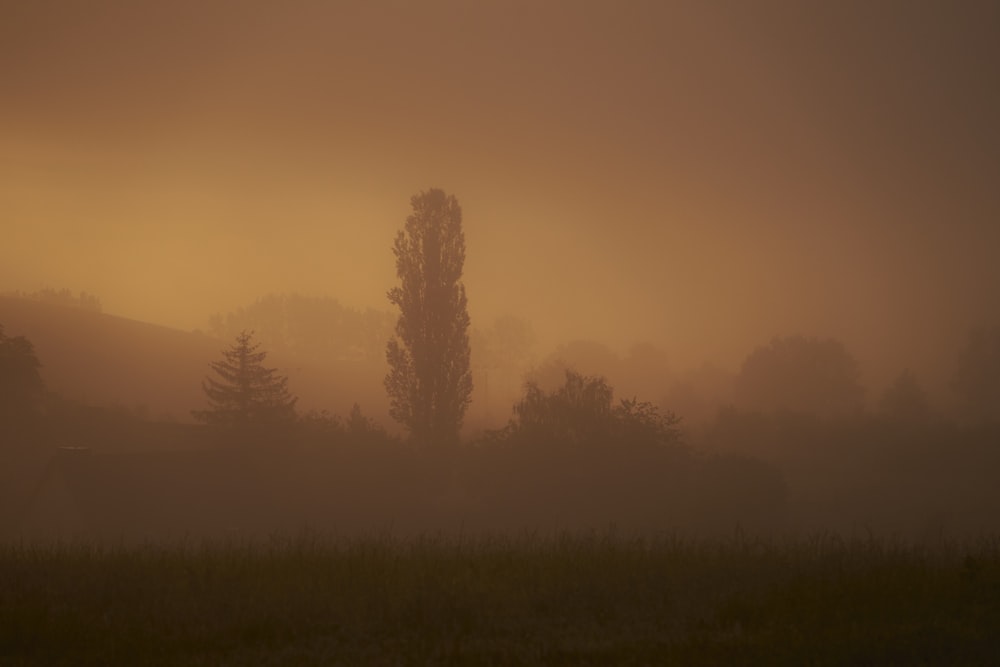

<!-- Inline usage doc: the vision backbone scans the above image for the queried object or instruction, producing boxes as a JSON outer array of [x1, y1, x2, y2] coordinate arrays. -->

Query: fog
[[4, 1, 999, 387], [3, 2, 1000, 541]]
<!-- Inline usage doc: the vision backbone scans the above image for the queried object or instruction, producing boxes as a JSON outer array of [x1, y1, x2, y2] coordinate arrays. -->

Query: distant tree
[[0, 324, 46, 428], [471, 315, 536, 423], [297, 404, 391, 446], [192, 330, 297, 428], [619, 341, 673, 404], [385, 189, 473, 447], [527, 340, 674, 416], [525, 339, 621, 393], [209, 293, 393, 364], [512, 370, 613, 445], [878, 369, 931, 423], [2, 287, 101, 312], [479, 315, 535, 370], [953, 326, 1000, 422], [734, 335, 864, 418], [297, 409, 344, 441], [497, 370, 681, 448], [663, 362, 735, 428], [345, 403, 391, 443]]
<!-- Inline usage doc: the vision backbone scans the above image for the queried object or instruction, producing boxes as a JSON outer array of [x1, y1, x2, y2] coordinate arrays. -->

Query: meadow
[[2, 532, 999, 666]]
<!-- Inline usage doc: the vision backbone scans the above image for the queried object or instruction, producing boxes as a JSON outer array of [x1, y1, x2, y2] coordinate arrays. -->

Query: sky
[[2, 0, 999, 389]]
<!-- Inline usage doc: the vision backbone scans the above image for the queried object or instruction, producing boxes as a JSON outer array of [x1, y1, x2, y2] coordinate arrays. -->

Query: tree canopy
[[193, 330, 297, 428], [734, 335, 864, 418], [385, 189, 473, 447], [496, 370, 681, 449], [0, 324, 46, 429]]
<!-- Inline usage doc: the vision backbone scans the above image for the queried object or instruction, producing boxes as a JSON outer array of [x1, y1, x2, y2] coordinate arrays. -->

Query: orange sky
[[2, 0, 999, 389]]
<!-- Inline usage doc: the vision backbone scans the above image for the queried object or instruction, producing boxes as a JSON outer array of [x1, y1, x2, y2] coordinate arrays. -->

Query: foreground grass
[[2, 532, 999, 666]]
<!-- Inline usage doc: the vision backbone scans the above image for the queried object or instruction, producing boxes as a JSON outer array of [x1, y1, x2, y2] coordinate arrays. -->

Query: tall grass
[[1, 532, 999, 665]]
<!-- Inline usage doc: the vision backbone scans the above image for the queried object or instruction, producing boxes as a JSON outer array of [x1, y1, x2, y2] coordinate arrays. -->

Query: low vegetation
[[2, 532, 999, 666]]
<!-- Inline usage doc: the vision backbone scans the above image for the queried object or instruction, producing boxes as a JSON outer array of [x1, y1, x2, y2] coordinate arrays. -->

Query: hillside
[[0, 297, 393, 424], [1, 297, 223, 421]]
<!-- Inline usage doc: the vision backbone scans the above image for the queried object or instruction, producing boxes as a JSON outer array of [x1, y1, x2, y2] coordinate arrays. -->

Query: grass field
[[2, 532, 999, 666]]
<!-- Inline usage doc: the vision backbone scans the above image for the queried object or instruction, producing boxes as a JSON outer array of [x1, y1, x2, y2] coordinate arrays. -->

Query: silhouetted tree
[[345, 403, 391, 445], [526, 340, 675, 417], [498, 370, 681, 448], [297, 409, 344, 441], [953, 326, 1000, 422], [385, 189, 473, 447], [734, 335, 864, 418], [0, 324, 45, 429], [193, 330, 297, 428]]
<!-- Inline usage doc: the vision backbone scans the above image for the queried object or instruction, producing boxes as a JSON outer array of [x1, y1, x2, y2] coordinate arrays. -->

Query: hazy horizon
[[4, 1, 999, 391]]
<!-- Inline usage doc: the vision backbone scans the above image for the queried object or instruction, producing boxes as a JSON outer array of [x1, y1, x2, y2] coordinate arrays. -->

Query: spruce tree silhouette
[[193, 330, 297, 429]]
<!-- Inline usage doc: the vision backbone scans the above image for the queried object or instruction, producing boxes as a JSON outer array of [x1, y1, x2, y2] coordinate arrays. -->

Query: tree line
[[3, 188, 1000, 539], [1, 288, 102, 313], [4, 188, 998, 446]]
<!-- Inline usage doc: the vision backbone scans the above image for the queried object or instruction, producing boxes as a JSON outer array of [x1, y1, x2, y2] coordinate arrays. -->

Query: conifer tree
[[193, 330, 297, 427], [385, 189, 473, 447]]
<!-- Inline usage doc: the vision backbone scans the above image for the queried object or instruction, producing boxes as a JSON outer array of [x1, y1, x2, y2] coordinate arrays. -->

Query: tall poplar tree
[[385, 189, 473, 447], [193, 330, 297, 428]]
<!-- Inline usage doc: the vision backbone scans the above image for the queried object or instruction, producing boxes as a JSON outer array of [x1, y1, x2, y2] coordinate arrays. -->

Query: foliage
[[295, 404, 392, 447], [385, 189, 473, 447], [0, 324, 46, 428], [296, 409, 344, 438], [192, 330, 297, 428], [2, 534, 999, 666], [344, 403, 389, 441], [208, 293, 393, 364], [734, 335, 865, 418], [497, 370, 681, 448], [953, 326, 1000, 422]]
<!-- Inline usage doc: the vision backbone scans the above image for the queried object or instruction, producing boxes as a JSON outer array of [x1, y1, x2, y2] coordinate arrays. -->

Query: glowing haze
[[3, 0, 999, 390]]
